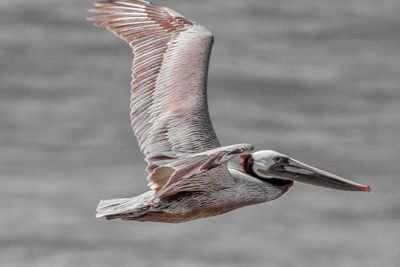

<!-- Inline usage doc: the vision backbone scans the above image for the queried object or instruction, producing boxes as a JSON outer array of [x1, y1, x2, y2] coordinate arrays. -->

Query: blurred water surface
[[1, 0, 399, 266]]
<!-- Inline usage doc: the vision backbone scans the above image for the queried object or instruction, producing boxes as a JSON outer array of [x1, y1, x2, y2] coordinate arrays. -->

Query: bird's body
[[97, 164, 292, 223], [88, 0, 370, 223]]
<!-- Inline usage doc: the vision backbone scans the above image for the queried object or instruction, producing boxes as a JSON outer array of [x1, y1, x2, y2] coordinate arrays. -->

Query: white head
[[250, 150, 288, 178]]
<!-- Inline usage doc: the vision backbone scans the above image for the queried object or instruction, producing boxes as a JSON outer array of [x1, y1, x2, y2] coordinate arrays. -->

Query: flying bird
[[88, 0, 370, 223]]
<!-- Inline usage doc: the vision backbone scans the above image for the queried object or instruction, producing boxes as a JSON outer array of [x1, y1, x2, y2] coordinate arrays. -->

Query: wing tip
[[86, 0, 193, 27]]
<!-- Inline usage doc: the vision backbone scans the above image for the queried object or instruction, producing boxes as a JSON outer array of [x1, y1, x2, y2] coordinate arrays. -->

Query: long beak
[[269, 158, 371, 192]]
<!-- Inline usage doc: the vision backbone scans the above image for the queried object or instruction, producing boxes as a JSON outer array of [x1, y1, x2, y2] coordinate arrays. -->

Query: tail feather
[[96, 198, 131, 219], [97, 198, 129, 212], [95, 191, 155, 220]]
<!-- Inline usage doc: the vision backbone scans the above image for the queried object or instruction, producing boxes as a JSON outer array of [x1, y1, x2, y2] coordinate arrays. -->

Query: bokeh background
[[1, 0, 399, 266]]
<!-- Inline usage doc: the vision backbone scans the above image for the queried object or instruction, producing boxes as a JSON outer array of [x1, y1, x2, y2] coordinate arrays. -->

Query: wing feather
[[89, 1, 253, 196], [148, 144, 254, 198], [89, 0, 220, 165]]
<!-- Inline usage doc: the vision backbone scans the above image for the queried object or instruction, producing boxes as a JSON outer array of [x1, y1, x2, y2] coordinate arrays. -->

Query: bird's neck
[[228, 168, 290, 205]]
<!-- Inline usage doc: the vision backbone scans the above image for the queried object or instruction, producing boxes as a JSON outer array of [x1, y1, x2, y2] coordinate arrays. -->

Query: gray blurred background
[[1, 0, 399, 266]]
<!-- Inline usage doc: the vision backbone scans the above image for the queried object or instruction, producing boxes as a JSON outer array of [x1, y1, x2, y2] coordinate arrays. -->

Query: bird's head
[[240, 150, 371, 192]]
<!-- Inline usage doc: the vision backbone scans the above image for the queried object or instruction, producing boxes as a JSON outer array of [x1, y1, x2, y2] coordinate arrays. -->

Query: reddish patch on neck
[[240, 154, 251, 172]]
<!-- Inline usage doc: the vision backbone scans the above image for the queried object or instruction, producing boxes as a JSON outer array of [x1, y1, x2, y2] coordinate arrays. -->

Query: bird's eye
[[274, 156, 283, 163]]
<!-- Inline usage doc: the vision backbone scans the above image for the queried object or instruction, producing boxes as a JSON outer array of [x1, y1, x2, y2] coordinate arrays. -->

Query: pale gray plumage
[[88, 0, 370, 223]]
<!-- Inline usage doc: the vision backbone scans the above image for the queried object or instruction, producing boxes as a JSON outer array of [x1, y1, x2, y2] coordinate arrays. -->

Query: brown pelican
[[88, 0, 370, 223]]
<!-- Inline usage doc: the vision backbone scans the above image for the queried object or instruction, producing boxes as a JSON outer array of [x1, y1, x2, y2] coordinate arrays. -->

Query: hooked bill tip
[[354, 184, 372, 192]]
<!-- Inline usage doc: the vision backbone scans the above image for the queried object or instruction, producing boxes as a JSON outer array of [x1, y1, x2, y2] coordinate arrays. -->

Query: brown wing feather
[[88, 0, 220, 168]]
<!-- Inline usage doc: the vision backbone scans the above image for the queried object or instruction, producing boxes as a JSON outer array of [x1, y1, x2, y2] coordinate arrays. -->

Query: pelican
[[88, 0, 370, 223]]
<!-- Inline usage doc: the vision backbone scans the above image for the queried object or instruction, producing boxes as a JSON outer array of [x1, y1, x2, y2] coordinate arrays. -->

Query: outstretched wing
[[88, 0, 220, 167]]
